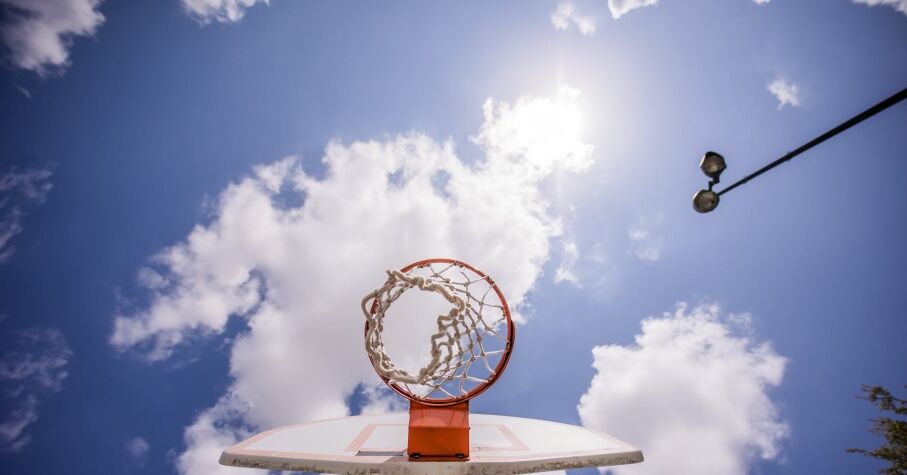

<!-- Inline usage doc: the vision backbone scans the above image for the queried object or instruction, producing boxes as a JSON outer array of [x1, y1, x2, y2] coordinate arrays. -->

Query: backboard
[[220, 412, 643, 474]]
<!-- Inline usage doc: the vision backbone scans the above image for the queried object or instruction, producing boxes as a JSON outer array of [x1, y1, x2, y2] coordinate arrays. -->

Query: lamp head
[[693, 189, 720, 213], [700, 151, 726, 181]]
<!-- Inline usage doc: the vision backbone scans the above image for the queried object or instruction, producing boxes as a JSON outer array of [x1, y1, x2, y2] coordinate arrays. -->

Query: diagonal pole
[[718, 86, 907, 197]]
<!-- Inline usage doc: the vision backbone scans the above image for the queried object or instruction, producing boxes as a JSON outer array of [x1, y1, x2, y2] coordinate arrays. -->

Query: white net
[[361, 260, 512, 402]]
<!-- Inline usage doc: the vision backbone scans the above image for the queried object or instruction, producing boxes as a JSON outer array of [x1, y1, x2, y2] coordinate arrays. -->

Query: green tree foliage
[[848, 385, 907, 475]]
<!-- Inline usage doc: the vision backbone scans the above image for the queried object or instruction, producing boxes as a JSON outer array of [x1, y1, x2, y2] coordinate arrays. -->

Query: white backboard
[[220, 413, 643, 474]]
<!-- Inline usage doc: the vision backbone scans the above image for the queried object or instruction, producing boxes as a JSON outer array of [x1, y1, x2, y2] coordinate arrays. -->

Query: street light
[[693, 151, 725, 213], [692, 86, 907, 214]]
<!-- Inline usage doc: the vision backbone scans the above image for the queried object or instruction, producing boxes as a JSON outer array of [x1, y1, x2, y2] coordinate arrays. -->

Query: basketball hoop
[[219, 257, 643, 472], [361, 258, 515, 407]]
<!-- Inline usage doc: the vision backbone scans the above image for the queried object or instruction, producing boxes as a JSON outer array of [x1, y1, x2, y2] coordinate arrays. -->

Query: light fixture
[[699, 151, 726, 181], [693, 151, 725, 213], [692, 189, 720, 213]]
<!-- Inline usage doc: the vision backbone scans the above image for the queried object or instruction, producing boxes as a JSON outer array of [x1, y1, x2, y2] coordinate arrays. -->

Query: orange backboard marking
[[344, 423, 378, 453], [469, 426, 528, 452]]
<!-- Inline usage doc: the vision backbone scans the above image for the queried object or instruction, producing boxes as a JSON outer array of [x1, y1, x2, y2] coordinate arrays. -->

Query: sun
[[476, 85, 593, 179]]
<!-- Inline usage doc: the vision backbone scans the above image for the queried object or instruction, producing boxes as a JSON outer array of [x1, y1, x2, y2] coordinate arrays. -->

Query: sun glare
[[526, 91, 583, 152], [478, 85, 593, 178]]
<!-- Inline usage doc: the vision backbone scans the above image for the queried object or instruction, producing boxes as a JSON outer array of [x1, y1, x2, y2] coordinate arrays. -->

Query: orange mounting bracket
[[407, 400, 470, 461]]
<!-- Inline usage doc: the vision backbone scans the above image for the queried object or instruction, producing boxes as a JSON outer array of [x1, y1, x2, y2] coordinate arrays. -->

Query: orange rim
[[364, 258, 515, 406]]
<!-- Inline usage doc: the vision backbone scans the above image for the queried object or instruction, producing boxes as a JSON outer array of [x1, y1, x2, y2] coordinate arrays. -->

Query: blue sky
[[0, 1, 906, 474]]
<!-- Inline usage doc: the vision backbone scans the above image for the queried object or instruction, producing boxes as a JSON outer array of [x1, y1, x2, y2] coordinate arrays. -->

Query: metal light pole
[[693, 86, 907, 213]]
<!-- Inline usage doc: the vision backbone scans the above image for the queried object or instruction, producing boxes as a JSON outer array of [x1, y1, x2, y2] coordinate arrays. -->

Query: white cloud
[[578, 303, 788, 475], [767, 78, 801, 110], [550, 2, 597, 36], [180, 0, 269, 25], [554, 240, 581, 286], [175, 394, 253, 475], [608, 0, 658, 19], [474, 86, 593, 179], [628, 214, 663, 262], [357, 383, 408, 416], [0, 328, 72, 452], [0, 165, 53, 263], [853, 0, 907, 16], [14, 85, 31, 98], [110, 88, 593, 474], [126, 436, 150, 461], [609, 0, 771, 19], [0, 0, 105, 75], [0, 210, 24, 263]]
